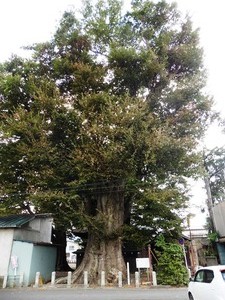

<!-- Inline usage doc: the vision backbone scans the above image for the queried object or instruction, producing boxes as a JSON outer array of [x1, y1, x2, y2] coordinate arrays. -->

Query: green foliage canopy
[[0, 0, 213, 244], [203, 147, 225, 204]]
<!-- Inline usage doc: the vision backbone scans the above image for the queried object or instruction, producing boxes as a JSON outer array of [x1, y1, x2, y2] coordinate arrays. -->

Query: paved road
[[0, 287, 188, 300]]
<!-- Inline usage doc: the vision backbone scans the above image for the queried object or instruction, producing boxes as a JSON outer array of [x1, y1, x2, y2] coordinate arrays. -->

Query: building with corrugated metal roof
[[0, 214, 57, 287]]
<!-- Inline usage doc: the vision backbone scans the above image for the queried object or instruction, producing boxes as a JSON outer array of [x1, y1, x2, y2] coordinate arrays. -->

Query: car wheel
[[188, 292, 194, 300]]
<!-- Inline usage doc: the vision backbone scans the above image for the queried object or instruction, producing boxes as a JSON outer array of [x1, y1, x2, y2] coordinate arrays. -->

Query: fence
[[0, 274, 23, 288], [1, 269, 157, 289]]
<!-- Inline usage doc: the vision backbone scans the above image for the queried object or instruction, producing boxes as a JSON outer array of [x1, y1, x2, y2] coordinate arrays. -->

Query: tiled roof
[[0, 214, 35, 228]]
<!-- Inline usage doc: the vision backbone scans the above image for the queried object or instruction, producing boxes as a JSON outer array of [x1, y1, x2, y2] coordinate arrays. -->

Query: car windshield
[[221, 270, 225, 281]]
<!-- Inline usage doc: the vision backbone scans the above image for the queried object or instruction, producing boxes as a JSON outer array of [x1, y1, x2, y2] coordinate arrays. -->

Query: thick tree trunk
[[72, 186, 126, 285]]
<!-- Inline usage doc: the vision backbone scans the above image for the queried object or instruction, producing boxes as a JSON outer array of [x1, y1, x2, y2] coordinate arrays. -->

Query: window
[[195, 270, 204, 282], [204, 270, 214, 283], [194, 270, 214, 283], [221, 270, 225, 281]]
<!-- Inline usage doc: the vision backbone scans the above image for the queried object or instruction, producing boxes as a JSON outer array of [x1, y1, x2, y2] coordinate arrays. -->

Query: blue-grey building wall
[[9, 240, 57, 286], [9, 240, 33, 286], [30, 244, 57, 284], [217, 243, 225, 264]]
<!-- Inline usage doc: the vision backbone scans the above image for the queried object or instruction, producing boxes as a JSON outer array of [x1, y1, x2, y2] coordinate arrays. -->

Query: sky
[[0, 0, 224, 228]]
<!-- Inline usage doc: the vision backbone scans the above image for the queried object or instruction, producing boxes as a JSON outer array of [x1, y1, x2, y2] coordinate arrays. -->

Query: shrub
[[155, 235, 189, 286]]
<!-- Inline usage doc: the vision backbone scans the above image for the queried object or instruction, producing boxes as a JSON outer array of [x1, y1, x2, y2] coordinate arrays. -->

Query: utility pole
[[204, 174, 215, 231], [202, 150, 216, 232], [148, 244, 153, 286]]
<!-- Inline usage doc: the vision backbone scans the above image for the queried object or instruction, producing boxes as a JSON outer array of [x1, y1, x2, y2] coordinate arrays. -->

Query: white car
[[188, 265, 225, 300]]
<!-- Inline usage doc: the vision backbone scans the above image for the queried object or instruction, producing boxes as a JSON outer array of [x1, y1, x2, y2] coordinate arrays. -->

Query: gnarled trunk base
[[72, 188, 126, 285], [71, 233, 126, 285]]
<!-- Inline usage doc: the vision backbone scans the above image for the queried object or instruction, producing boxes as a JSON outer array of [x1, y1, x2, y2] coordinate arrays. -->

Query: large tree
[[202, 147, 225, 235], [203, 147, 225, 205], [0, 0, 213, 283]]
